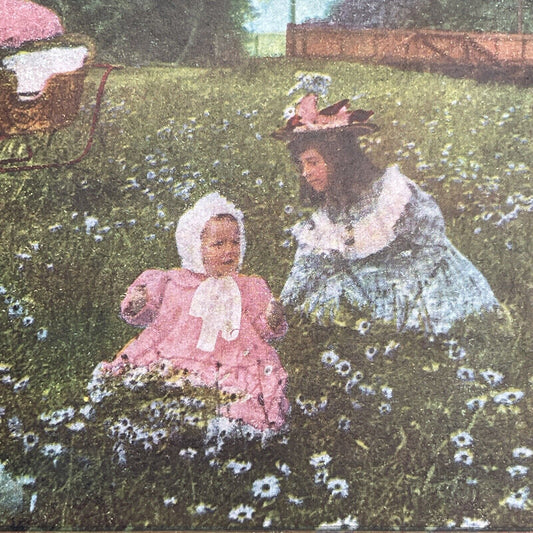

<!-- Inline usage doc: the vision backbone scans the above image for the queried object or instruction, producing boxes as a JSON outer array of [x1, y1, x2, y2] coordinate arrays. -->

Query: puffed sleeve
[[394, 181, 447, 248], [120, 269, 168, 327], [242, 276, 288, 341]]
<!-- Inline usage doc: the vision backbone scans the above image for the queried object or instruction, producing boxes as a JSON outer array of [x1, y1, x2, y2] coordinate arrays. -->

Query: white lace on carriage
[[2, 46, 88, 100]]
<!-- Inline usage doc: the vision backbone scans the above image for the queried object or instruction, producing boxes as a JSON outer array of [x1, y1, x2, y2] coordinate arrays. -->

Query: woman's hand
[[123, 286, 147, 316], [266, 299, 285, 331]]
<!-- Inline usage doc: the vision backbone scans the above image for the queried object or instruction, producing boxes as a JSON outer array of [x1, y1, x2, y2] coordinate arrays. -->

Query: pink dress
[[108, 268, 289, 431]]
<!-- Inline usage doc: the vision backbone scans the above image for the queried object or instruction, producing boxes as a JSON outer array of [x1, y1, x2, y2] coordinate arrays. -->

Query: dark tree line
[[324, 0, 532, 34], [31, 0, 531, 64], [35, 0, 254, 65]]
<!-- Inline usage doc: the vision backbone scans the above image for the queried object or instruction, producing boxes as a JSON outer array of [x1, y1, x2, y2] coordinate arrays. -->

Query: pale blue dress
[[281, 165, 498, 335]]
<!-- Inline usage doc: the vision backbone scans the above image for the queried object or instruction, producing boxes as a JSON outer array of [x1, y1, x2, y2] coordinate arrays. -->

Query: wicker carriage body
[[0, 35, 94, 138]]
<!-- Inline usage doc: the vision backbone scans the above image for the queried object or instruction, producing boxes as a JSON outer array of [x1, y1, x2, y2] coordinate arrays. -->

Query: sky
[[246, 0, 335, 33]]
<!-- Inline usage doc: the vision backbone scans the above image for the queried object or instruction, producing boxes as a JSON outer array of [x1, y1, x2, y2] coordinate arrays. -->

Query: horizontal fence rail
[[286, 24, 533, 71]]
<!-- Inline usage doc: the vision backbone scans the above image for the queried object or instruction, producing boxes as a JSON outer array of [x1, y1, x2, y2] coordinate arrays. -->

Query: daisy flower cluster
[[501, 447, 532, 511], [388, 98, 532, 237], [310, 451, 349, 499], [318, 345, 396, 419], [0, 284, 47, 341]]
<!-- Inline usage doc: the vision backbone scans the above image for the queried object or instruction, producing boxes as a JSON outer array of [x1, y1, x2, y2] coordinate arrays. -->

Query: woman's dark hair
[[287, 129, 383, 213]]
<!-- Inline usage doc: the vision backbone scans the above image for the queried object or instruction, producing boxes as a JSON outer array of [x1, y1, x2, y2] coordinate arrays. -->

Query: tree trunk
[[177, 0, 205, 64]]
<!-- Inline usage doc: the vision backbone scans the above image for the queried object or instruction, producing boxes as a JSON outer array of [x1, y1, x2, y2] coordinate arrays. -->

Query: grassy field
[[0, 58, 532, 529]]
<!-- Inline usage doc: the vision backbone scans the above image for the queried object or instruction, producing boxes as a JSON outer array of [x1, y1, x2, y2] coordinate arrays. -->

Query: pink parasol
[[0, 0, 64, 48]]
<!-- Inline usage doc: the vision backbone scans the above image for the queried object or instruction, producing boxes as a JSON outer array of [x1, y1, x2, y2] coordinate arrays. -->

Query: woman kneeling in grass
[[273, 93, 498, 335]]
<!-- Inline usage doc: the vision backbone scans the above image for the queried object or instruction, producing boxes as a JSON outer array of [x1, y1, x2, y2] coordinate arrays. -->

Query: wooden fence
[[286, 24, 533, 74]]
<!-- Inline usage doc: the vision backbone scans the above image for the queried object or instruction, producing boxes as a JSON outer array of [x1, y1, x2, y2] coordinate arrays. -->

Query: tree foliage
[[325, 0, 532, 34], [34, 0, 255, 65]]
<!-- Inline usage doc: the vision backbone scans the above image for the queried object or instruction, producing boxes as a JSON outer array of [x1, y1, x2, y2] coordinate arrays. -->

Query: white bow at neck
[[189, 276, 242, 352]]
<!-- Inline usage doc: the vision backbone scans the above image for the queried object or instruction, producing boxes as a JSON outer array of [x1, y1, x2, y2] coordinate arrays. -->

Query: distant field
[[245, 32, 286, 56]]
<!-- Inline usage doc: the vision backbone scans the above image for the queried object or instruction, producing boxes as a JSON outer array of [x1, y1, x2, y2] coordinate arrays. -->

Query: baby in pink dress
[[102, 193, 289, 431]]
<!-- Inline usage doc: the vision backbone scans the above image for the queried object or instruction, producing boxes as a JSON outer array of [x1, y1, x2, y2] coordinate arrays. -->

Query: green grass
[[0, 58, 532, 529]]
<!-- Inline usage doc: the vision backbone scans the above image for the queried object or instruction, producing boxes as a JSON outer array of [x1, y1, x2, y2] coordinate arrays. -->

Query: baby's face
[[200, 216, 240, 277]]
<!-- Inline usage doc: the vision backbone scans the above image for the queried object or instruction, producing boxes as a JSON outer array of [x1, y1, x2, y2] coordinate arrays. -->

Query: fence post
[[290, 0, 296, 24]]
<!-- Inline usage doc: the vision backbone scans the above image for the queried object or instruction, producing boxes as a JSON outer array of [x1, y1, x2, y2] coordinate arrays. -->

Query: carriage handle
[[0, 63, 122, 173]]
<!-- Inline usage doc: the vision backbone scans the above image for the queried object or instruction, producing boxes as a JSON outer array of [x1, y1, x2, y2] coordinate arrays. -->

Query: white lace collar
[[293, 166, 412, 259]]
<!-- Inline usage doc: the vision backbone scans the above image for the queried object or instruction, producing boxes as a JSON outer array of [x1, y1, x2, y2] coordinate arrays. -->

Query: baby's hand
[[266, 299, 285, 331], [123, 285, 147, 316]]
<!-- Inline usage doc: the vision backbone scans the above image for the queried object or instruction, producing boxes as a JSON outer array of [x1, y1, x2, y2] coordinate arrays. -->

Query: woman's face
[[200, 216, 240, 277], [298, 148, 329, 193]]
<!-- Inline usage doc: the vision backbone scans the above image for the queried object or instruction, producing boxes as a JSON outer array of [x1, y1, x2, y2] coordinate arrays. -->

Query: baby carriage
[[0, 32, 120, 173]]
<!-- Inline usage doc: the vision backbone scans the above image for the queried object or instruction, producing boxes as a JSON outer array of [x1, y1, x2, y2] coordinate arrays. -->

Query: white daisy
[[163, 496, 177, 506], [226, 460, 252, 475], [41, 443, 64, 458], [365, 345, 379, 361], [345, 372, 364, 393], [379, 403, 392, 415], [507, 465, 529, 478], [22, 432, 39, 452], [454, 449, 473, 466], [335, 360, 351, 377], [451, 431, 474, 447], [457, 367, 475, 381], [66, 421, 86, 432], [356, 319, 371, 335], [194, 502, 216, 514], [338, 416, 351, 431], [252, 475, 280, 499], [448, 345, 466, 360], [359, 384, 376, 396], [179, 448, 198, 459], [513, 447, 533, 459], [383, 340, 400, 357], [466, 397, 486, 411], [287, 494, 304, 505], [381, 386, 393, 399], [493, 390, 524, 405], [327, 478, 349, 498], [310, 452, 332, 469], [314, 469, 329, 485], [318, 515, 359, 530], [460, 517, 490, 529], [321, 350, 339, 367], [276, 462, 291, 477], [228, 504, 254, 523], [504, 487, 530, 510], [480, 369, 504, 386]]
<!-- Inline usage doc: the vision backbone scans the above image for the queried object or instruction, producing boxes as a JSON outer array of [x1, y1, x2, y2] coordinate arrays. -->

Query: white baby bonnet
[[175, 193, 246, 352], [175, 192, 246, 275]]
